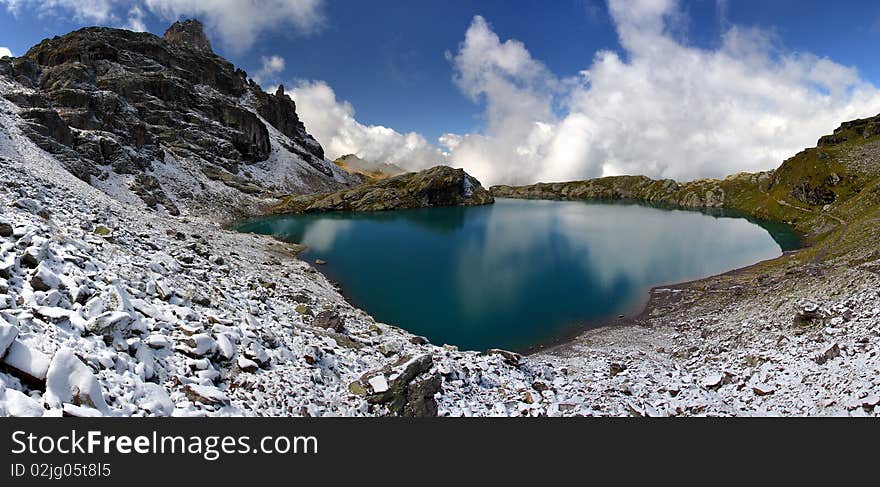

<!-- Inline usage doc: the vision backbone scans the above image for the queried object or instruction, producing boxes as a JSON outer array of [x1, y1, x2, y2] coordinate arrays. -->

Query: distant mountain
[[333, 154, 406, 182], [0, 19, 356, 219]]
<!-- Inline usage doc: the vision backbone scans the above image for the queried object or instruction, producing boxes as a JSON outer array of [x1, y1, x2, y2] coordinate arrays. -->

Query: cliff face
[[0, 20, 355, 219], [273, 166, 494, 214]]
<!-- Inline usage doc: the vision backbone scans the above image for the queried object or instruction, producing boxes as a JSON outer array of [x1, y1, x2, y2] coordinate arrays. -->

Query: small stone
[[610, 362, 627, 377], [863, 395, 880, 408], [237, 356, 259, 373], [45, 348, 110, 414], [379, 339, 404, 357], [30, 263, 61, 292], [348, 381, 366, 395], [0, 222, 12, 238], [815, 343, 840, 365], [303, 345, 321, 365], [409, 335, 429, 345], [752, 383, 776, 396], [1, 340, 51, 384], [700, 373, 724, 390], [368, 375, 389, 394]]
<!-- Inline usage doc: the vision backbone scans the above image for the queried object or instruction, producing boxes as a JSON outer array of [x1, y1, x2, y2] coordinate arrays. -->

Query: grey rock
[[313, 310, 344, 333]]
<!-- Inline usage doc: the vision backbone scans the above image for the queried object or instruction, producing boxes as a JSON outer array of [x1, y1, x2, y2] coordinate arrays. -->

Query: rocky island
[[272, 165, 494, 214], [0, 19, 878, 418]]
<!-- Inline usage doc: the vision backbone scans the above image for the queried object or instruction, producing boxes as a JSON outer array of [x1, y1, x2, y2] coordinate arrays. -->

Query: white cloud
[[144, 0, 325, 51], [0, 0, 325, 51], [438, 2, 880, 185], [0, 47, 12, 58], [290, 80, 445, 169], [0, 0, 118, 22], [253, 55, 286, 85], [125, 5, 147, 32]]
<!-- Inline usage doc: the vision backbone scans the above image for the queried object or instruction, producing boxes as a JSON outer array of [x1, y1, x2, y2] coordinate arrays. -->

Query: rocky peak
[[0, 23, 354, 219], [163, 19, 212, 52]]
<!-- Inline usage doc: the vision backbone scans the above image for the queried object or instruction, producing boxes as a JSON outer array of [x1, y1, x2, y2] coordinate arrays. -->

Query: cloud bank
[[438, 1, 880, 185], [294, 0, 880, 186], [252, 55, 286, 85], [291, 80, 445, 169], [144, 0, 324, 51], [0, 0, 325, 51], [0, 47, 12, 57]]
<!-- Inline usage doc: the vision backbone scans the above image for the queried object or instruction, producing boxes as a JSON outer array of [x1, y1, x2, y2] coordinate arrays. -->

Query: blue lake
[[237, 199, 799, 352]]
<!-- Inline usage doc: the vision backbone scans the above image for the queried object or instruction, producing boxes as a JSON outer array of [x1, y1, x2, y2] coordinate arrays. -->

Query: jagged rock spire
[[164, 19, 213, 52]]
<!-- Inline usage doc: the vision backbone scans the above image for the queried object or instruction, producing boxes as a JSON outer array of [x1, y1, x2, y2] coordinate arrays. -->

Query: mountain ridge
[[0, 20, 355, 220]]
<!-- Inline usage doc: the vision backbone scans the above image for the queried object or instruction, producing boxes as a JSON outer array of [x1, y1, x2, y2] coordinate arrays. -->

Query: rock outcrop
[[273, 165, 495, 214], [0, 21, 355, 219], [163, 19, 213, 52]]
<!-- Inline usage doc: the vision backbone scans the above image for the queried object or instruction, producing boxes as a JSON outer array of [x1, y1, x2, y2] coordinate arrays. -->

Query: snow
[[0, 387, 44, 417], [0, 320, 17, 356], [44, 348, 110, 415], [2, 340, 51, 382], [368, 375, 389, 394]]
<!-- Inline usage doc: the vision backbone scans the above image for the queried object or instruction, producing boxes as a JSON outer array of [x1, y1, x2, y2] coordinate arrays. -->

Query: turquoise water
[[237, 199, 799, 352]]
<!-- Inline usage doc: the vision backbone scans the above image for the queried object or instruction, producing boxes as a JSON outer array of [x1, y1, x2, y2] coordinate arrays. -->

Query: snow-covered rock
[[44, 348, 110, 415], [2, 340, 51, 384]]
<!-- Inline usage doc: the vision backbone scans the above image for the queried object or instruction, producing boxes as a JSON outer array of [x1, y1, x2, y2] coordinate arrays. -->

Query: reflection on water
[[237, 199, 799, 352]]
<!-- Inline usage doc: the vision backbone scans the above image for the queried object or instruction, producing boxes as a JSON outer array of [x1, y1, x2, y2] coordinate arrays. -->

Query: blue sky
[[2, 1, 880, 185]]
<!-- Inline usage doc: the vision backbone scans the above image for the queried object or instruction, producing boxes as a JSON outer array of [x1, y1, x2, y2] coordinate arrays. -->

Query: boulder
[[350, 354, 441, 417], [313, 310, 344, 332], [183, 384, 230, 406], [609, 362, 627, 377], [180, 333, 218, 357], [487, 348, 522, 366], [44, 348, 110, 415], [0, 320, 18, 358], [0, 387, 45, 417], [1, 340, 51, 385], [794, 300, 825, 326], [29, 263, 61, 293], [402, 374, 442, 417]]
